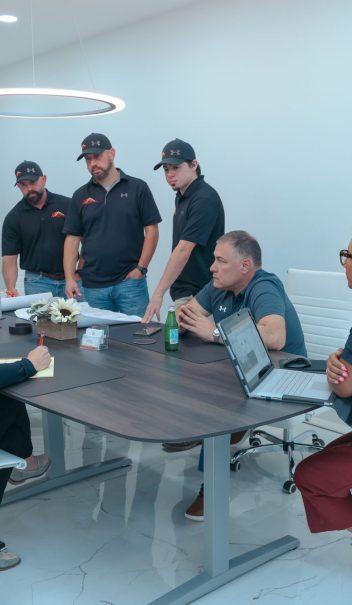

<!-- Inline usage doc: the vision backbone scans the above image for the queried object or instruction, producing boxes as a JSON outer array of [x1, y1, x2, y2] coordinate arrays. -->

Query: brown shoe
[[9, 453, 51, 485], [185, 483, 204, 521], [162, 441, 202, 452], [230, 430, 249, 446]]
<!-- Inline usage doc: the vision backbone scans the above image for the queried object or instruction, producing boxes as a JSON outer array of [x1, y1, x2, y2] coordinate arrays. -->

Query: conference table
[[0, 316, 318, 605]]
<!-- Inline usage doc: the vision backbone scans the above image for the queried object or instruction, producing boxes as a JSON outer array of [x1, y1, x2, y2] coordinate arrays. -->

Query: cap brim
[[14, 176, 40, 186], [153, 157, 187, 171], [77, 147, 106, 161]]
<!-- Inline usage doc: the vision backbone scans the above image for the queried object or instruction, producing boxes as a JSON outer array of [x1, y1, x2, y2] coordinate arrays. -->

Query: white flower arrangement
[[29, 297, 80, 324]]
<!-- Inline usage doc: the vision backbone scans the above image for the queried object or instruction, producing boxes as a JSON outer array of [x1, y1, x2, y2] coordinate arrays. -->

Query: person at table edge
[[178, 229, 307, 521]]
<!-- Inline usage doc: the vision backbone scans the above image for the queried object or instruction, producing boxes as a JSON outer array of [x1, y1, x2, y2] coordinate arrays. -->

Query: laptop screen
[[217, 309, 272, 393]]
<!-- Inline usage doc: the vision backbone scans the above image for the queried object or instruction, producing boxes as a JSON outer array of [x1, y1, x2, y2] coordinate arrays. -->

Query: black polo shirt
[[2, 190, 70, 274], [63, 170, 161, 288], [170, 176, 225, 300]]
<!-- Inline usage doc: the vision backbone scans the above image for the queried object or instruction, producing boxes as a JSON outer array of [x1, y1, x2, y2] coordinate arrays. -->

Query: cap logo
[[91, 140, 101, 146], [169, 149, 180, 156], [26, 167, 36, 174]]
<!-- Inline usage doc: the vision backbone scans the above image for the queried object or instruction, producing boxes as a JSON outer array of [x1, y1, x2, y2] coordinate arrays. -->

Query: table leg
[[150, 433, 299, 605], [3, 410, 131, 505]]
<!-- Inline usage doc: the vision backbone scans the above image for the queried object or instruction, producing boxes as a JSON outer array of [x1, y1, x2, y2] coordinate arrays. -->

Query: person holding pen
[[0, 344, 51, 570]]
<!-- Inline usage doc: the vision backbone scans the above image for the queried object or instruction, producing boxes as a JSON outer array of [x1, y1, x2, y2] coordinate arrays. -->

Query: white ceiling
[[0, 0, 201, 69]]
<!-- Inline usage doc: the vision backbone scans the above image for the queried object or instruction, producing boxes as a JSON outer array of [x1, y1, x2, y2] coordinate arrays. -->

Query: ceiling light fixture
[[0, 87, 126, 119], [0, 2, 125, 119], [0, 15, 18, 23]]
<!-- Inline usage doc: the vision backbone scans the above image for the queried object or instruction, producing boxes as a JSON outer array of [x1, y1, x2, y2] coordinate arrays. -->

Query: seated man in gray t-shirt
[[177, 230, 306, 521]]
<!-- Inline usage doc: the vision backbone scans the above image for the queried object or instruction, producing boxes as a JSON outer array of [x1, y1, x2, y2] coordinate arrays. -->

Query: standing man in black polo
[[143, 139, 225, 322], [143, 138, 225, 453], [2, 161, 72, 298], [64, 133, 161, 317]]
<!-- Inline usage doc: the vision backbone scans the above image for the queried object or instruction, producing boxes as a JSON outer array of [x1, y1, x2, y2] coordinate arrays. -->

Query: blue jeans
[[24, 272, 66, 298], [84, 277, 149, 317]]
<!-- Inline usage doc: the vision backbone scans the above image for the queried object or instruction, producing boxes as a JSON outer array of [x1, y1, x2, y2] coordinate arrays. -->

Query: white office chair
[[230, 269, 352, 493]]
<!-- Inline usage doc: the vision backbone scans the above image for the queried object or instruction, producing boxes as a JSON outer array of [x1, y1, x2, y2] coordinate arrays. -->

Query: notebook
[[217, 308, 335, 406]]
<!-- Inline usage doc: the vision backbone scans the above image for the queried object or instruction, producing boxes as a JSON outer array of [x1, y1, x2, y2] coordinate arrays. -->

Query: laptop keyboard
[[266, 370, 312, 396]]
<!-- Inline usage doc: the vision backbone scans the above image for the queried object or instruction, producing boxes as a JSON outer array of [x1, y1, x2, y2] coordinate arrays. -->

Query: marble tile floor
[[1, 409, 351, 605]]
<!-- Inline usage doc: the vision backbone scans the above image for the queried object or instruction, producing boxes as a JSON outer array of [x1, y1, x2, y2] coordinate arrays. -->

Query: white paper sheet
[[14, 302, 141, 326], [1, 292, 52, 312], [0, 449, 27, 470], [77, 302, 141, 327]]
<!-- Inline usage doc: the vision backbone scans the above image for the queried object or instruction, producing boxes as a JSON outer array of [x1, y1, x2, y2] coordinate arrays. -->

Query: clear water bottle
[[164, 305, 179, 351]]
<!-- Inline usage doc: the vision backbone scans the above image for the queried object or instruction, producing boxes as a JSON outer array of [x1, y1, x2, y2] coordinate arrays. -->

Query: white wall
[[0, 0, 351, 315]]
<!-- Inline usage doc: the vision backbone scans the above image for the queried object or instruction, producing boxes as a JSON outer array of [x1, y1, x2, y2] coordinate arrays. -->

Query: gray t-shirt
[[195, 269, 307, 355]]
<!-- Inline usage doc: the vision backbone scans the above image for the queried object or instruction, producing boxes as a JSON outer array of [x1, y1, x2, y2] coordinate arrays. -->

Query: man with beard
[[63, 133, 161, 316], [2, 161, 71, 298]]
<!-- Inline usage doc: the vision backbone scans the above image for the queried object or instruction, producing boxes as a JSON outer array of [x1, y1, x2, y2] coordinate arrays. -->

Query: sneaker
[[185, 483, 204, 521], [9, 453, 51, 485], [0, 541, 6, 552], [0, 551, 21, 571], [162, 441, 202, 452]]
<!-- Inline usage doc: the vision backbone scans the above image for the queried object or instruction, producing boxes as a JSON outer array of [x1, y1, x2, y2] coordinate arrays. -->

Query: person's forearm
[[63, 236, 80, 280], [330, 374, 352, 398], [2, 256, 18, 291], [257, 316, 286, 351], [138, 225, 159, 268], [0, 358, 36, 389], [154, 241, 195, 295]]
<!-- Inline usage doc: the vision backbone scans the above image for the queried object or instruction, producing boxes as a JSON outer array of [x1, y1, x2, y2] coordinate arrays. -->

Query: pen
[[39, 332, 45, 346]]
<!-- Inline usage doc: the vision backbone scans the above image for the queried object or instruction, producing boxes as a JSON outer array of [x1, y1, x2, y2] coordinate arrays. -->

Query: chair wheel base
[[282, 480, 296, 494], [230, 460, 241, 472], [249, 437, 262, 447]]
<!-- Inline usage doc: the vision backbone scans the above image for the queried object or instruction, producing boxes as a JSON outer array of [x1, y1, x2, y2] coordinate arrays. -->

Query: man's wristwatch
[[212, 328, 221, 344], [137, 265, 148, 276]]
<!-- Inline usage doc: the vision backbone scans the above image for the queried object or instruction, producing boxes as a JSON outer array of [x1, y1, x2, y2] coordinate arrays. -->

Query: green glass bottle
[[164, 305, 179, 351]]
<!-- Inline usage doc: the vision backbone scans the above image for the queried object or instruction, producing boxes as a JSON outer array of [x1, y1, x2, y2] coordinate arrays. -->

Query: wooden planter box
[[37, 320, 77, 341]]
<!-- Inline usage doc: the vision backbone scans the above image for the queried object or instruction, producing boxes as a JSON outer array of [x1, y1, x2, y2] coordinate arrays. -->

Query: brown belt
[[33, 271, 65, 280]]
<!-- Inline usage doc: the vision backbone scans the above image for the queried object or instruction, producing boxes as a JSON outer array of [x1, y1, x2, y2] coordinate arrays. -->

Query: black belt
[[31, 271, 65, 280]]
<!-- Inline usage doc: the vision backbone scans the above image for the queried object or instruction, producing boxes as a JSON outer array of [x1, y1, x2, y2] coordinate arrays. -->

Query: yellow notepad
[[0, 357, 55, 378]]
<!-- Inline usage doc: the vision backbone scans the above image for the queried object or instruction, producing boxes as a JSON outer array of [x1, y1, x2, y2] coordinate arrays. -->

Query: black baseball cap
[[153, 138, 196, 170], [14, 161, 43, 186], [77, 132, 112, 161]]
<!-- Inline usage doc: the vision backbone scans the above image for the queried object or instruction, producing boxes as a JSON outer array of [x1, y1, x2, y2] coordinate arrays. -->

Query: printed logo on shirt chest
[[218, 305, 227, 313], [50, 210, 65, 218], [120, 192, 128, 198], [81, 197, 97, 206]]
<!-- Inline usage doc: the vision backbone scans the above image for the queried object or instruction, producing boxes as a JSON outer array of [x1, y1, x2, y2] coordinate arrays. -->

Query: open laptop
[[217, 308, 335, 406]]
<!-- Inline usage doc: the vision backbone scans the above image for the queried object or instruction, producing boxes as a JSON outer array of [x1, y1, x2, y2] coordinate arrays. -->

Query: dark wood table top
[[0, 317, 318, 443]]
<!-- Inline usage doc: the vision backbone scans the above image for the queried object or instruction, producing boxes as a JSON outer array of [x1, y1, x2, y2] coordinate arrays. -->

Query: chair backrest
[[286, 269, 352, 359]]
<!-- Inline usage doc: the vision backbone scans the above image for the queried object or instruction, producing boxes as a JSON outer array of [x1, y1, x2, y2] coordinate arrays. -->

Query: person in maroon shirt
[[295, 243, 352, 533]]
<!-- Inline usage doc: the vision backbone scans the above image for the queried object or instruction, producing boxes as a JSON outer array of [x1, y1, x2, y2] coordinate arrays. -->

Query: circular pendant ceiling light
[[0, 87, 126, 119]]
